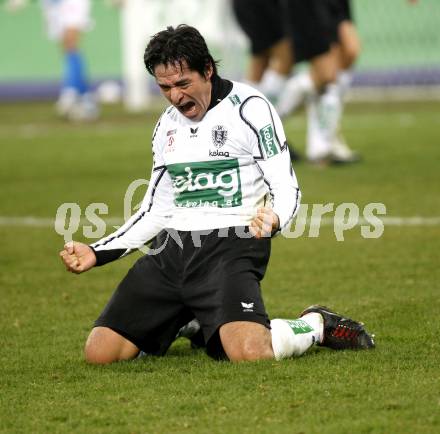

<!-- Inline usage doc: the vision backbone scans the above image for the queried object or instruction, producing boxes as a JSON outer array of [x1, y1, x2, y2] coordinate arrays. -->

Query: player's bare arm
[[60, 241, 96, 274]]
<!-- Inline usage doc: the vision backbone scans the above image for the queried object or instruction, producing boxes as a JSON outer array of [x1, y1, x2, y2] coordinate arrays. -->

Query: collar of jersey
[[207, 75, 233, 112]]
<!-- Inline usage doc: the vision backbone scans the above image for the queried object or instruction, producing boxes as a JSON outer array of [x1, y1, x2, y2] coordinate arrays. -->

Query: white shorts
[[41, 0, 93, 40]]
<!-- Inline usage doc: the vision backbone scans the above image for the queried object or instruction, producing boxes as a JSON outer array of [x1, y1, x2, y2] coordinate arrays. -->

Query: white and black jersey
[[91, 76, 301, 265]]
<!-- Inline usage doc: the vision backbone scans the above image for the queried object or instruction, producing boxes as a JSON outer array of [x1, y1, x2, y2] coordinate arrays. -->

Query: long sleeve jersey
[[91, 77, 301, 265]]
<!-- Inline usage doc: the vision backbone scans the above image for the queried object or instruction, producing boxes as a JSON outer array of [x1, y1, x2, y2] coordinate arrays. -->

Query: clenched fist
[[59, 241, 97, 274], [250, 207, 280, 239]]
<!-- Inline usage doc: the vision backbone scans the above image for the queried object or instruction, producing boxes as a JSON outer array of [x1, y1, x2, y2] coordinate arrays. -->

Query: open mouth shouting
[[177, 101, 196, 117], [177, 101, 197, 117]]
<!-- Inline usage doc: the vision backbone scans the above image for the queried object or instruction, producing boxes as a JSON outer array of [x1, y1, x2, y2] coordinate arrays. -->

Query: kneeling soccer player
[[60, 25, 374, 364]]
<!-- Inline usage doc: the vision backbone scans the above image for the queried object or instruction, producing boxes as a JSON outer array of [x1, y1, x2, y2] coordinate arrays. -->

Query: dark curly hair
[[144, 24, 219, 78]]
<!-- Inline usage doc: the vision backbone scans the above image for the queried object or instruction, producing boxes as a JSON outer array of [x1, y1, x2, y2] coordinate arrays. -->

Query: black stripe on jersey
[[152, 111, 166, 143], [151, 113, 165, 167], [279, 187, 301, 233], [268, 110, 284, 154], [255, 162, 274, 201], [92, 210, 147, 249], [92, 166, 167, 249], [239, 96, 264, 160], [92, 165, 167, 250], [239, 96, 286, 159], [146, 167, 166, 212], [260, 156, 297, 189]]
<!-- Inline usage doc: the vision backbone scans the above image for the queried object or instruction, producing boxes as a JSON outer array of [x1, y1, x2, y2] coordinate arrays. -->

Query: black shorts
[[285, 0, 353, 62], [232, 0, 286, 54], [94, 227, 271, 359], [330, 0, 352, 24]]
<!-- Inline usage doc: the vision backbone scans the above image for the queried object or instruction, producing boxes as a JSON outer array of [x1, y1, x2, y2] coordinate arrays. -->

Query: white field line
[[0, 217, 123, 227], [320, 217, 440, 226], [1, 216, 440, 228]]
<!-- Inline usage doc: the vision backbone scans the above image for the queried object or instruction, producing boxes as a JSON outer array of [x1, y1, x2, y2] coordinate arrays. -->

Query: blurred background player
[[6, 0, 99, 120], [231, 0, 301, 161], [231, 0, 293, 103], [41, 0, 98, 121], [277, 0, 360, 165], [306, 0, 361, 165]]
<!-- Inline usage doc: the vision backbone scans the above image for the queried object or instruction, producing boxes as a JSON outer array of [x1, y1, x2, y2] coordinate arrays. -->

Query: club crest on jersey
[[211, 125, 228, 148]]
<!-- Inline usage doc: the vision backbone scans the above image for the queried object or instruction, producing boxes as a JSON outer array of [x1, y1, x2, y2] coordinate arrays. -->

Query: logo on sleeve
[[259, 124, 279, 158], [228, 94, 241, 106]]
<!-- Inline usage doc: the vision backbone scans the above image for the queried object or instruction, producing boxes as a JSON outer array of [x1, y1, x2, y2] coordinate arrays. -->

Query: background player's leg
[[306, 92, 336, 162], [58, 27, 98, 121], [258, 38, 293, 103], [246, 51, 270, 84], [275, 70, 314, 118], [50, 0, 97, 120], [338, 20, 361, 71], [62, 27, 88, 94], [304, 47, 341, 161], [331, 20, 362, 161], [276, 47, 338, 119], [56, 27, 83, 117], [307, 84, 342, 162]]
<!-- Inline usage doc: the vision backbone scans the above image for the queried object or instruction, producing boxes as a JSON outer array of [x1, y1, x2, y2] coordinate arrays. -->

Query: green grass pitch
[[0, 100, 439, 433]]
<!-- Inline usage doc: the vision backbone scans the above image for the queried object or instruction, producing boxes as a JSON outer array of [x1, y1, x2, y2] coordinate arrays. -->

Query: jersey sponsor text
[[167, 159, 242, 208], [259, 124, 279, 158]]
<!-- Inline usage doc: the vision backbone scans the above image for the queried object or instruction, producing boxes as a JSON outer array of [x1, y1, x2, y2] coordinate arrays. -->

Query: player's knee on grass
[[219, 321, 274, 362], [84, 326, 139, 364]]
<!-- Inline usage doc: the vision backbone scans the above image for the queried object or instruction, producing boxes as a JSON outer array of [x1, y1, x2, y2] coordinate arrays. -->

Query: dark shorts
[[94, 227, 271, 359], [232, 0, 286, 54], [285, 0, 353, 62], [331, 0, 352, 24]]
